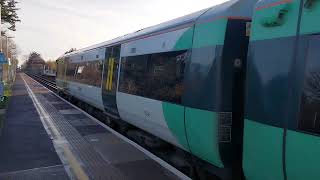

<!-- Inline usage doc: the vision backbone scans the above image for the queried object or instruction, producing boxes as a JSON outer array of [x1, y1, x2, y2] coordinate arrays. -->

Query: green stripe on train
[[286, 130, 320, 180], [250, 0, 300, 41], [192, 18, 227, 48], [162, 103, 223, 167], [243, 119, 284, 180], [300, 0, 320, 35], [185, 108, 223, 168], [162, 103, 189, 150], [174, 19, 227, 51], [174, 27, 194, 51]]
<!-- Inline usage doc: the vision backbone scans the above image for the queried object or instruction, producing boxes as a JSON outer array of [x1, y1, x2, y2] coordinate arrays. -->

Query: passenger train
[[56, 0, 320, 179]]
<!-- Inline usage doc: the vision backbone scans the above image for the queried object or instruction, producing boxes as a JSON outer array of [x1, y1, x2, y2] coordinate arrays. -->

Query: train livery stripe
[[285, 130, 320, 180], [300, 1, 320, 35], [250, 0, 300, 41], [162, 104, 224, 167], [193, 18, 228, 48], [173, 27, 194, 51], [162, 103, 189, 150], [255, 0, 293, 11], [243, 119, 284, 180], [185, 108, 223, 168], [105, 59, 111, 90], [116, 93, 186, 150], [121, 27, 193, 57], [108, 58, 115, 90]]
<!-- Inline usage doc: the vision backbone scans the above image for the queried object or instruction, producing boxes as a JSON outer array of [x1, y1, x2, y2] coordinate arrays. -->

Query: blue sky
[[13, 0, 228, 62]]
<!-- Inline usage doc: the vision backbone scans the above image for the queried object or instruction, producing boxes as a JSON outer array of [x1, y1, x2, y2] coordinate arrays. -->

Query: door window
[[104, 46, 120, 93], [299, 35, 320, 135]]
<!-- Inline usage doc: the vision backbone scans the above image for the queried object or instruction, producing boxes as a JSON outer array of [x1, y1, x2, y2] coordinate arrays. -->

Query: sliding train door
[[102, 45, 121, 117]]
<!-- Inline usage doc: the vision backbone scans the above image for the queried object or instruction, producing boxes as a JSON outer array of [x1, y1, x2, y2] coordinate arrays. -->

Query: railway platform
[[0, 73, 189, 180]]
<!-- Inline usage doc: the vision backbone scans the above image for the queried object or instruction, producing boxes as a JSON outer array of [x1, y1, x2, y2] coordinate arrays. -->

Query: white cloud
[[13, 0, 228, 62]]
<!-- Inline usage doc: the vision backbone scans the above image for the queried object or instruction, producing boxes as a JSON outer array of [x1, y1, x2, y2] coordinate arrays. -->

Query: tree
[[0, 0, 20, 32], [64, 48, 77, 54], [27, 52, 43, 62], [25, 51, 45, 74], [45, 60, 56, 71]]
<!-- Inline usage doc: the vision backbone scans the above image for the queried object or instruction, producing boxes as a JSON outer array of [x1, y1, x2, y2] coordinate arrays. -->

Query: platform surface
[[0, 73, 187, 180]]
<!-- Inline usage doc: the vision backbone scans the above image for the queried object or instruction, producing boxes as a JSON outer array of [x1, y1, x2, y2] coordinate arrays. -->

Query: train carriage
[[55, 0, 320, 179], [56, 1, 257, 179], [244, 0, 320, 180]]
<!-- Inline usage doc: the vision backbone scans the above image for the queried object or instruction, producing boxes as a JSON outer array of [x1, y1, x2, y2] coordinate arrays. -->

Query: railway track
[[27, 73, 58, 91]]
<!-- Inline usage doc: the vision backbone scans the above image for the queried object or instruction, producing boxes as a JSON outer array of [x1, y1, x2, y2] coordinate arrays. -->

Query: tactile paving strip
[[52, 103, 74, 110], [75, 125, 109, 136], [63, 113, 88, 121], [42, 93, 61, 102]]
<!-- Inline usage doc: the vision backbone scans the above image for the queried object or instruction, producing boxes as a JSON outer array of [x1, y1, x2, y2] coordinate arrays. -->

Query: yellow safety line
[[63, 147, 89, 180]]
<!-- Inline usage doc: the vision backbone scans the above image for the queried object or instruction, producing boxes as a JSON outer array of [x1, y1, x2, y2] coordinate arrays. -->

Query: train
[[55, 0, 320, 179]]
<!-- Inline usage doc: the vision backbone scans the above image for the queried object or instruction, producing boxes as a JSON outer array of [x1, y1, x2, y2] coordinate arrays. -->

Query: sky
[[12, 0, 228, 63]]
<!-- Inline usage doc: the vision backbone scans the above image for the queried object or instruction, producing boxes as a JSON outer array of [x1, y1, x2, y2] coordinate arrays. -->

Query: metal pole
[[6, 36, 8, 58], [0, 36, 2, 53]]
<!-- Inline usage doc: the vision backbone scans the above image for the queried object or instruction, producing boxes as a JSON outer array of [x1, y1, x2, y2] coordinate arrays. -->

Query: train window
[[66, 61, 77, 82], [119, 50, 188, 104], [77, 66, 85, 74], [245, 37, 295, 127], [299, 35, 320, 135], [146, 51, 187, 104], [119, 55, 148, 97], [75, 60, 102, 87]]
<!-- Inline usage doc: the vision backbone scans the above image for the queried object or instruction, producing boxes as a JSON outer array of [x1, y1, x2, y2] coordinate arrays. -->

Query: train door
[[285, 1, 320, 179], [243, 0, 301, 180], [102, 45, 120, 117]]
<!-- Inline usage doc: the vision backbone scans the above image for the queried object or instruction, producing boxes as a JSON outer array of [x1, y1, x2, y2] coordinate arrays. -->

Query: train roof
[[60, 0, 257, 59]]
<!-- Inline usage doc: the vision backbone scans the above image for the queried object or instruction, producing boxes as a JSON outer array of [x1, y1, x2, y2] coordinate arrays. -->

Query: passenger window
[[147, 51, 187, 104], [299, 35, 320, 135], [66, 61, 77, 82], [119, 50, 188, 104], [75, 61, 102, 87], [119, 55, 148, 97]]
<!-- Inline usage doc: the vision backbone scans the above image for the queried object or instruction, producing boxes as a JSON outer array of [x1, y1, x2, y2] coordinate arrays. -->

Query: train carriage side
[[117, 25, 193, 151], [116, 0, 256, 179], [56, 49, 105, 110], [243, 0, 320, 179]]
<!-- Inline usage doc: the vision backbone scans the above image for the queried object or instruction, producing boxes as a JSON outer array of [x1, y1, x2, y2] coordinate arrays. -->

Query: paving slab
[[0, 73, 188, 180], [0, 74, 69, 179]]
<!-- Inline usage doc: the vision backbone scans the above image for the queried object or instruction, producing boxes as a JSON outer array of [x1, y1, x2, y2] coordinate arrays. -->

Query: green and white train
[[56, 0, 320, 179]]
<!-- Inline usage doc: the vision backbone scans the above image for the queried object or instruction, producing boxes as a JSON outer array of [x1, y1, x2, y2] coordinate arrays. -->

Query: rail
[[26, 73, 57, 91]]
